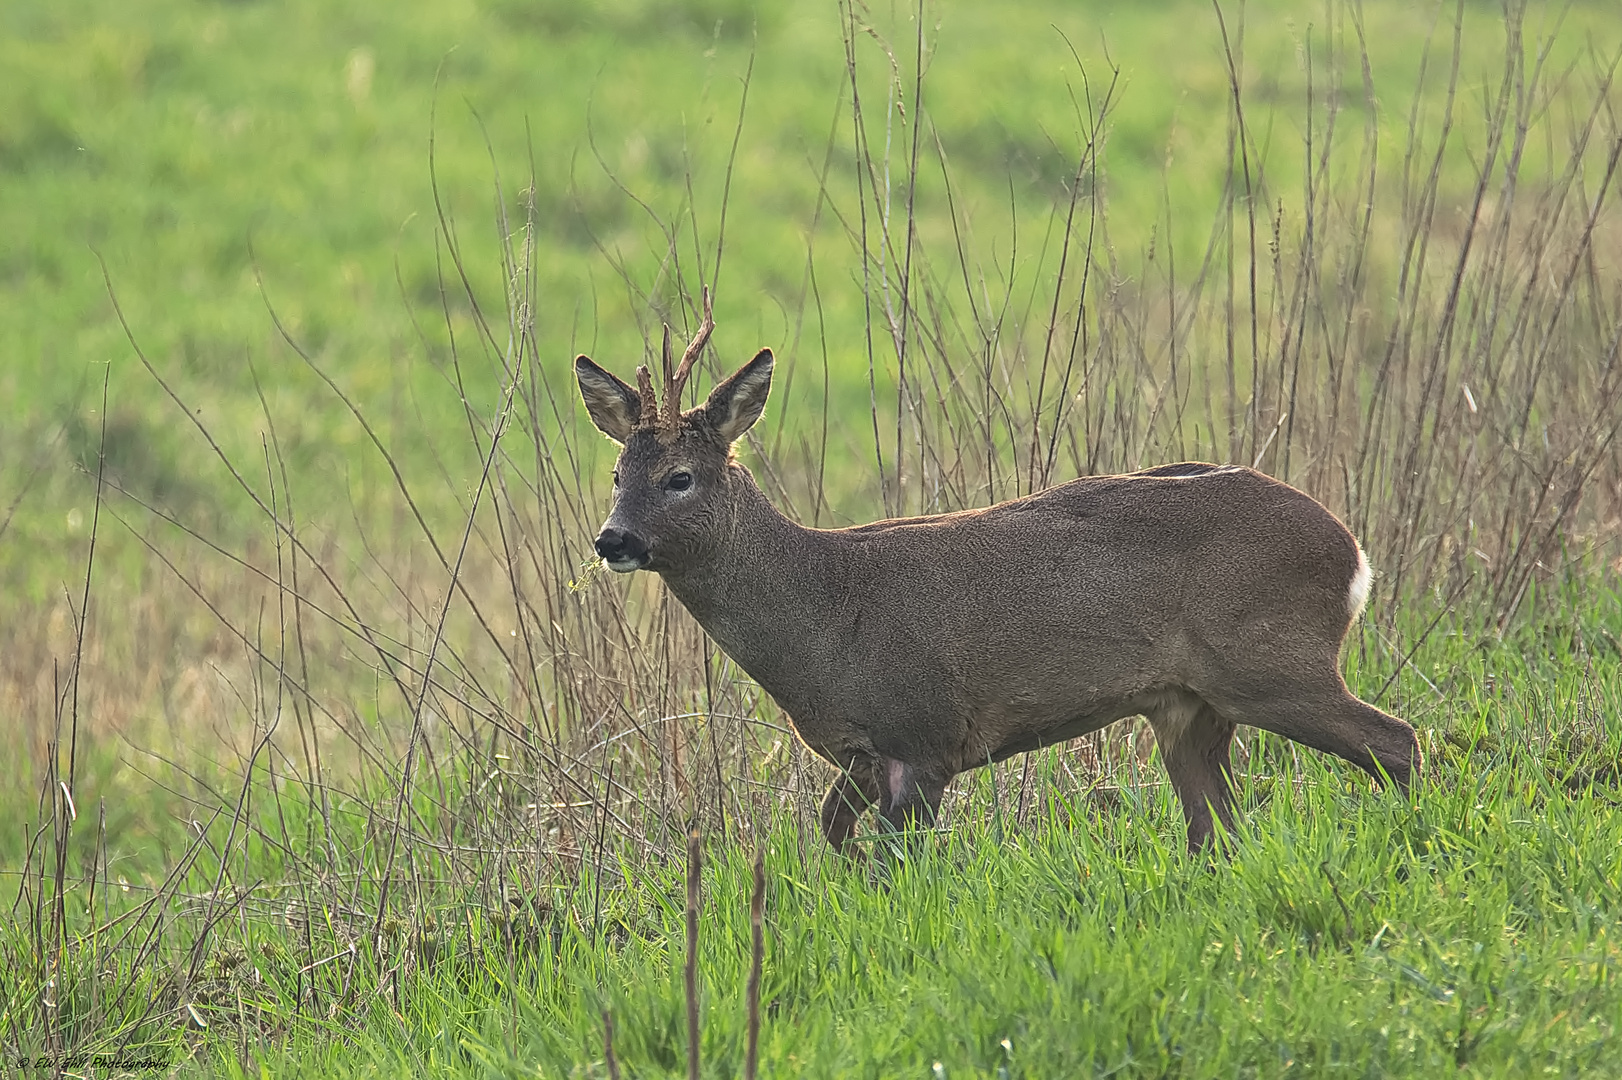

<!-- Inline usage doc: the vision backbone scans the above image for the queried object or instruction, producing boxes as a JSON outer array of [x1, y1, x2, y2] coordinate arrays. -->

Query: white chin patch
[[605, 558, 645, 574]]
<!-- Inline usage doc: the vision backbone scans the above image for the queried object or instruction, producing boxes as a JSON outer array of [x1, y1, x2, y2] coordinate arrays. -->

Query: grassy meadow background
[[4, 0, 1622, 1074]]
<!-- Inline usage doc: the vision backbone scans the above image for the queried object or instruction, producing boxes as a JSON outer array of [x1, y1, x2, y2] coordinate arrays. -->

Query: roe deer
[[575, 314, 1421, 853]]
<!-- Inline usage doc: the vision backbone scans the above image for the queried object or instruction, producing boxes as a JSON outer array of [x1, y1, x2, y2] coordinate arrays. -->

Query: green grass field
[[4, 0, 1622, 1075], [9, 607, 1622, 1077]]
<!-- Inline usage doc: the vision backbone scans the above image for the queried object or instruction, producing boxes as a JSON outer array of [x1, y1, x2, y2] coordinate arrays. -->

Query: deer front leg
[[876, 758, 948, 838], [819, 762, 881, 854]]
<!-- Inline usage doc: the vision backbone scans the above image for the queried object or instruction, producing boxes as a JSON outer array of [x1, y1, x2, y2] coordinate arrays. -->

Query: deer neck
[[657, 465, 846, 685]]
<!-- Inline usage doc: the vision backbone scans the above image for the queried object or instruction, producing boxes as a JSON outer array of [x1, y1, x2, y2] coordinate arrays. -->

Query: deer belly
[[963, 669, 1154, 768]]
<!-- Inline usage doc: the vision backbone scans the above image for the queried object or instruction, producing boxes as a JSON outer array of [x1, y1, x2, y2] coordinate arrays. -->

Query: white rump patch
[[1347, 545, 1373, 621]]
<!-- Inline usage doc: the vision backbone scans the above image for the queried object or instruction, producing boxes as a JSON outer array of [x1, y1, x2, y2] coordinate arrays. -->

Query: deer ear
[[701, 348, 774, 444], [575, 355, 641, 443]]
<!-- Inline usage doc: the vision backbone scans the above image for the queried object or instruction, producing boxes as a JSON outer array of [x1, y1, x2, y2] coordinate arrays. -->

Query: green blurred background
[[3, 0, 1615, 590]]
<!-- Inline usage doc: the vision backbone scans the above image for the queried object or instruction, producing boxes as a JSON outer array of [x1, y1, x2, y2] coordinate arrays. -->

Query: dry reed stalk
[[685, 827, 701, 1080], [603, 1010, 622, 1080], [744, 845, 766, 1080]]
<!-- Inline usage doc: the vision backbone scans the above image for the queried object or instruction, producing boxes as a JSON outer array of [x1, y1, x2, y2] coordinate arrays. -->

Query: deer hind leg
[[819, 761, 882, 854], [1205, 669, 1420, 790], [1147, 692, 1238, 852]]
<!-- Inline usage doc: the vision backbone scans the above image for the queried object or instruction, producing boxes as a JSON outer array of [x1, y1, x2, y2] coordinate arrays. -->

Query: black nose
[[595, 527, 649, 565]]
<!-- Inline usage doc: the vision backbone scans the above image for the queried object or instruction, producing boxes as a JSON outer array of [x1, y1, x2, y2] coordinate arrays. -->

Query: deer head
[[574, 296, 774, 574]]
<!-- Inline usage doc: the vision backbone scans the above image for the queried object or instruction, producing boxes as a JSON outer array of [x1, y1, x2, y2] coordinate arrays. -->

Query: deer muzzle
[[594, 526, 650, 573]]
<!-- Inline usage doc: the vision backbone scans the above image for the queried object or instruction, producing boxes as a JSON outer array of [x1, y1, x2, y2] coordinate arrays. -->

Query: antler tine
[[635, 365, 659, 426], [664, 286, 715, 426], [660, 322, 676, 428]]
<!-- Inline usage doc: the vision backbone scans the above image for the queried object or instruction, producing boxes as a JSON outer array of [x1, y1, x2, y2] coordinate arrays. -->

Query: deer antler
[[661, 286, 715, 431]]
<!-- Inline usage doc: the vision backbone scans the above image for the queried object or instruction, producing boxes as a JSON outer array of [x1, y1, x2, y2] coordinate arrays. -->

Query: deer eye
[[666, 471, 693, 492], [612, 471, 620, 487]]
